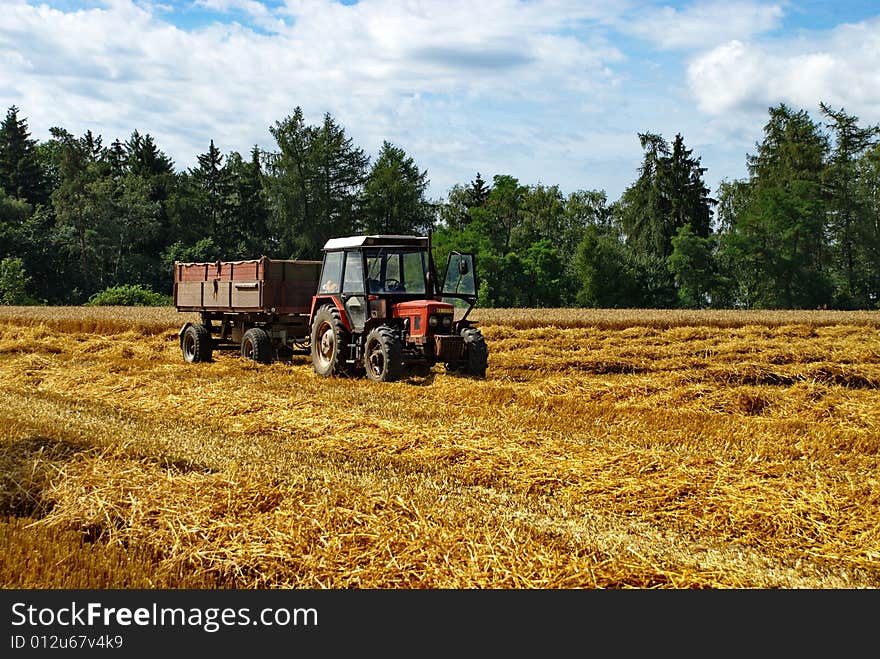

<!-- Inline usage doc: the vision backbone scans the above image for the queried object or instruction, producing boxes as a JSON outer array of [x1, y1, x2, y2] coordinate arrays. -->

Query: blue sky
[[2, 1, 879, 204]]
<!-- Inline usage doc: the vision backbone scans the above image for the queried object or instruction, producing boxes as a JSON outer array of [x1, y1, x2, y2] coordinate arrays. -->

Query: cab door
[[441, 252, 478, 322], [441, 252, 477, 297], [342, 250, 367, 331]]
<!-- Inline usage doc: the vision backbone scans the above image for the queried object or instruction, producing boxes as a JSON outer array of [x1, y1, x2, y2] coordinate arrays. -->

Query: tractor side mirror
[[458, 259, 469, 275]]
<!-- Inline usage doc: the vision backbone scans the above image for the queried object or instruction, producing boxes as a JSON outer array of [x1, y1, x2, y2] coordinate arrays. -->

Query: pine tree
[[723, 104, 831, 308], [312, 113, 370, 241], [466, 172, 490, 209], [820, 103, 880, 307], [264, 107, 369, 258], [126, 131, 174, 178], [236, 145, 270, 254], [665, 134, 713, 240], [189, 140, 231, 237], [618, 132, 669, 258], [0, 106, 48, 206], [49, 127, 161, 297], [106, 138, 128, 178], [618, 132, 713, 260], [856, 143, 880, 307], [122, 130, 175, 288], [361, 141, 433, 235]]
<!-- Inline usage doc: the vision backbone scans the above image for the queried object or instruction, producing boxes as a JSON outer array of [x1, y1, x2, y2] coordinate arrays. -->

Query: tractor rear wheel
[[182, 323, 212, 363], [462, 327, 488, 378], [311, 305, 349, 377], [241, 327, 272, 364], [363, 326, 403, 382]]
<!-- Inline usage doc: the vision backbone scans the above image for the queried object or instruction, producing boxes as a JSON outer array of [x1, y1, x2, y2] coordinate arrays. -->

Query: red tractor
[[174, 234, 487, 382], [309, 234, 487, 382]]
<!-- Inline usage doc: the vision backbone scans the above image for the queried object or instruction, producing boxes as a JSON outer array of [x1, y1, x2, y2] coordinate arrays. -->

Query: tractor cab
[[309, 235, 486, 381]]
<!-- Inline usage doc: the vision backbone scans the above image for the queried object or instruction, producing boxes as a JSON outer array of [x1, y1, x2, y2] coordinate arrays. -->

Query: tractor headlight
[[428, 315, 439, 328], [442, 315, 452, 328]]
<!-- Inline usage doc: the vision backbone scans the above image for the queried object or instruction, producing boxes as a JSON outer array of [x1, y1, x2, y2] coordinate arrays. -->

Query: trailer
[[174, 256, 321, 364], [174, 235, 488, 381]]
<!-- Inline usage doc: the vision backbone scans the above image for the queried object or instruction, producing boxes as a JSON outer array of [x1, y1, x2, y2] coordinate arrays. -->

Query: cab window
[[343, 252, 364, 293], [401, 251, 426, 293], [442, 253, 476, 295], [365, 249, 426, 294], [319, 251, 343, 293]]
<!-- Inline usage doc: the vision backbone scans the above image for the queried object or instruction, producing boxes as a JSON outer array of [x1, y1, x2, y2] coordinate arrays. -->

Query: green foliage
[[714, 178, 750, 234], [466, 172, 490, 209], [571, 225, 677, 308], [821, 103, 880, 308], [437, 182, 472, 231], [572, 226, 640, 308], [668, 224, 718, 308], [0, 188, 34, 270], [519, 239, 565, 307], [513, 184, 565, 251], [435, 188, 574, 308], [854, 143, 880, 308], [3, 99, 880, 310], [472, 244, 566, 308], [85, 284, 172, 307], [49, 129, 162, 297], [0, 106, 49, 206], [630, 252, 677, 308], [187, 140, 234, 243], [618, 132, 714, 260], [161, 238, 223, 271], [0, 256, 39, 305], [721, 104, 833, 308], [561, 189, 613, 257], [264, 108, 369, 259], [361, 141, 434, 235], [438, 173, 491, 231], [229, 146, 271, 257], [125, 130, 175, 179], [484, 174, 525, 253]]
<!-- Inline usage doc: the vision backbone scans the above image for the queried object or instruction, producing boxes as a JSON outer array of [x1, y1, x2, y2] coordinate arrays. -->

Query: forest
[[0, 102, 878, 310]]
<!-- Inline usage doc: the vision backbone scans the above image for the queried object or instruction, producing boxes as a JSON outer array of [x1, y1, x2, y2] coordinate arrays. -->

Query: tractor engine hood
[[392, 300, 455, 337]]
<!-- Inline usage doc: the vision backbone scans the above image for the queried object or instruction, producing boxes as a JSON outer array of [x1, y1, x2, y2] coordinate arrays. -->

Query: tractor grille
[[434, 335, 465, 360]]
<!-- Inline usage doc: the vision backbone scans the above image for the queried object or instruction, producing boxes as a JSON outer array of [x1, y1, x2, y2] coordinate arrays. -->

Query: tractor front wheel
[[363, 326, 403, 382], [462, 327, 488, 378]]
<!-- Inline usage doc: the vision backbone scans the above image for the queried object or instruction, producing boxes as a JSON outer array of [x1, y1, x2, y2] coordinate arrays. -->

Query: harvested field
[[1, 306, 879, 588]]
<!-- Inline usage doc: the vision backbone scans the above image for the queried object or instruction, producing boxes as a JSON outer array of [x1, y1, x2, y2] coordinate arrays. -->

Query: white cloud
[[623, 0, 784, 50], [193, 0, 289, 32], [687, 18, 880, 121], [4, 1, 878, 203], [0, 0, 630, 197]]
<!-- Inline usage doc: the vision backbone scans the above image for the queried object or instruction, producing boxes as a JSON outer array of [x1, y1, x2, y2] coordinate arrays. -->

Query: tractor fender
[[309, 295, 352, 331], [453, 319, 476, 334]]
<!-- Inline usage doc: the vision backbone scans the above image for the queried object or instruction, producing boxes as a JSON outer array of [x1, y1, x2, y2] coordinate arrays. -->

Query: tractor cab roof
[[322, 235, 428, 251]]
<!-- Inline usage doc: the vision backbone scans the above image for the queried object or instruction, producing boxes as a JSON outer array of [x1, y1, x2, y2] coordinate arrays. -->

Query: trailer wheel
[[364, 326, 403, 383], [311, 305, 349, 377], [462, 327, 488, 378], [241, 327, 272, 364], [182, 323, 212, 363]]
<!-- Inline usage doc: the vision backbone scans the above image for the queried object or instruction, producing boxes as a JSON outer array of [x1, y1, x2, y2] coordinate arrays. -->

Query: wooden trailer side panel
[[173, 257, 322, 314]]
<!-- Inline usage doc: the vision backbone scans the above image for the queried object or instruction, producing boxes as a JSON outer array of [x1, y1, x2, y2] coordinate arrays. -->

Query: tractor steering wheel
[[384, 278, 402, 291]]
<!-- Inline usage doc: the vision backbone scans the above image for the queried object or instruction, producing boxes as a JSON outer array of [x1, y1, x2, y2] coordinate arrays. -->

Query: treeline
[[1, 102, 878, 309], [0, 105, 432, 305]]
